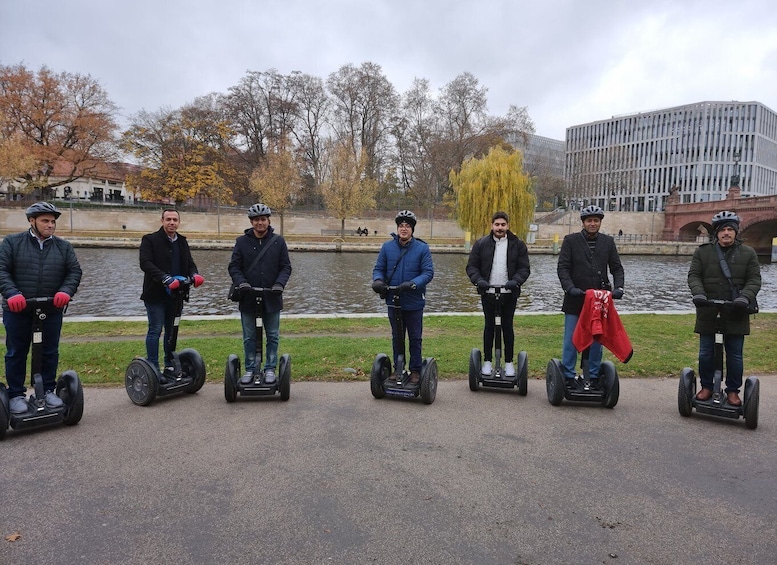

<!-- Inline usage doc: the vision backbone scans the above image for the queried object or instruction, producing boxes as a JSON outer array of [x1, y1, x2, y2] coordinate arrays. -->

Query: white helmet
[[248, 203, 271, 218]]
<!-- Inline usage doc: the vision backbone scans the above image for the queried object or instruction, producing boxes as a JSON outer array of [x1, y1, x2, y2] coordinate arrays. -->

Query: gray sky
[[2, 0, 776, 140]]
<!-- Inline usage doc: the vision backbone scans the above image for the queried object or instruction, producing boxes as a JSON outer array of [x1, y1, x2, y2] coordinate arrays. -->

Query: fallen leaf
[[5, 532, 21, 542]]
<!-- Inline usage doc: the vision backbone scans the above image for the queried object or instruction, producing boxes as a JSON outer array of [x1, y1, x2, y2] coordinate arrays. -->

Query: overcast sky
[[2, 0, 776, 140]]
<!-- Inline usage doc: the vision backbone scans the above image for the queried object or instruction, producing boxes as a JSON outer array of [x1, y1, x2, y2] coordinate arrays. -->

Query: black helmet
[[580, 205, 605, 220], [25, 202, 61, 219], [395, 209, 417, 229], [248, 203, 271, 218], [711, 210, 740, 232]]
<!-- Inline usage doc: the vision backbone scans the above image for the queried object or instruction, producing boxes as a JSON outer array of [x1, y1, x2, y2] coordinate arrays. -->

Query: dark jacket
[[466, 230, 530, 289], [372, 234, 434, 311], [0, 230, 82, 307], [139, 227, 199, 303], [228, 226, 292, 314], [688, 240, 761, 335], [557, 230, 624, 315]]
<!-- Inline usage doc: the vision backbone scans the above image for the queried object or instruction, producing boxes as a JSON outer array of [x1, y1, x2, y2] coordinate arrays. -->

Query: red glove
[[53, 292, 71, 309], [7, 294, 26, 313], [162, 275, 180, 290], [192, 274, 204, 288]]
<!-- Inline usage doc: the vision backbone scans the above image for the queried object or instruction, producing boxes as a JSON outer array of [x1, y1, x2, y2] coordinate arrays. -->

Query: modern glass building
[[565, 101, 777, 211]]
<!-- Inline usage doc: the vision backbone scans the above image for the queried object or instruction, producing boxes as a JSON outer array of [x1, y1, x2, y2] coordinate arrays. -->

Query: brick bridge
[[662, 186, 777, 255]]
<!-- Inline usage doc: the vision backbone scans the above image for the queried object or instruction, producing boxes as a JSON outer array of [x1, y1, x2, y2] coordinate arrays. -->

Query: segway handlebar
[[485, 285, 512, 294], [695, 298, 733, 307]]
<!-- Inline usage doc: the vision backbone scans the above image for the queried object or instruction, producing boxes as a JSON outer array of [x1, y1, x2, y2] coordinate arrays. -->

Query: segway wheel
[[180, 348, 207, 394], [224, 354, 240, 403], [678, 367, 695, 417], [0, 384, 8, 440], [468, 348, 481, 392], [57, 370, 84, 426], [420, 357, 438, 405], [516, 350, 528, 396], [545, 359, 565, 406], [744, 377, 759, 430], [279, 354, 291, 401], [601, 361, 619, 409], [370, 354, 390, 399], [125, 358, 159, 406]]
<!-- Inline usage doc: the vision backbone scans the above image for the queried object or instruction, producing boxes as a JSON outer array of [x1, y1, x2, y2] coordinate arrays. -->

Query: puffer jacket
[[0, 230, 82, 307], [372, 234, 434, 311], [466, 230, 531, 288], [688, 240, 761, 335]]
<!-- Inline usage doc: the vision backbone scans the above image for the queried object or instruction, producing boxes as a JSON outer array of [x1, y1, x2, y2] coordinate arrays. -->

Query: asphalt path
[[1, 377, 776, 565]]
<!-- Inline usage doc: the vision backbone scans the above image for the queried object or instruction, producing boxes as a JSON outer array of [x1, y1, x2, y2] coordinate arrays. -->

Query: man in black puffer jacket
[[0, 202, 82, 415]]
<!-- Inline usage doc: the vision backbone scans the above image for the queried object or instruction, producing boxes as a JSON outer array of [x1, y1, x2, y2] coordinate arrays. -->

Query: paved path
[[2, 378, 775, 565]]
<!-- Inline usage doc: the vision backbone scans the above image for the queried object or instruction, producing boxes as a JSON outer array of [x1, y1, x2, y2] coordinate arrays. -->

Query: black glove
[[567, 287, 585, 297], [692, 294, 708, 307], [504, 280, 519, 291], [612, 287, 624, 299], [733, 295, 750, 309], [372, 280, 386, 294], [476, 279, 490, 294], [271, 283, 284, 294], [399, 281, 417, 292]]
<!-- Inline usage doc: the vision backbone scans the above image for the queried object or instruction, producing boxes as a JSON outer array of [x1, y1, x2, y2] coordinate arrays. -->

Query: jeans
[[241, 309, 280, 372], [388, 307, 423, 373], [562, 313, 602, 379], [698, 333, 744, 392], [144, 299, 177, 369], [3, 307, 63, 397], [481, 292, 518, 362]]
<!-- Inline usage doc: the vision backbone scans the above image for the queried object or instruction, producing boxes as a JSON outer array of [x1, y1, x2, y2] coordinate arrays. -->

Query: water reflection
[[69, 248, 775, 317]]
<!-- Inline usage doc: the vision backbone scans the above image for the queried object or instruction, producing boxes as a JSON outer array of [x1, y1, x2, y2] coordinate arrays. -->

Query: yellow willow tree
[[451, 145, 535, 239], [249, 146, 302, 235], [321, 144, 377, 238]]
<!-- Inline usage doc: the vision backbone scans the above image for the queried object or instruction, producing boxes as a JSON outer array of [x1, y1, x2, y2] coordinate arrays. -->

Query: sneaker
[[565, 378, 577, 389], [410, 371, 421, 384], [481, 361, 493, 376], [240, 371, 253, 385], [264, 369, 277, 384], [504, 362, 515, 377], [10, 395, 28, 414], [45, 390, 64, 409]]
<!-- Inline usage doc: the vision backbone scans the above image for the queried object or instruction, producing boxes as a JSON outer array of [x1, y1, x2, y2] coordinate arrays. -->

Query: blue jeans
[[698, 333, 744, 392], [3, 307, 63, 397], [562, 313, 602, 379], [144, 299, 177, 369], [241, 309, 280, 372], [388, 307, 423, 373]]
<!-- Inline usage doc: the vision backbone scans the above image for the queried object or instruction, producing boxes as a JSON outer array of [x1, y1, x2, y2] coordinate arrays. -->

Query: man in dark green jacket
[[688, 211, 761, 406]]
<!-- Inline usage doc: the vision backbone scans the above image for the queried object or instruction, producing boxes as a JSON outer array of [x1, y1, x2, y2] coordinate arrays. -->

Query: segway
[[469, 285, 528, 395], [0, 297, 84, 440], [370, 285, 437, 404], [546, 346, 619, 408], [224, 286, 290, 402], [125, 277, 206, 406], [678, 299, 759, 429]]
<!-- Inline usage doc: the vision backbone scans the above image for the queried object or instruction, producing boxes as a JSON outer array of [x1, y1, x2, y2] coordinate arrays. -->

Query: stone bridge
[[662, 186, 777, 255]]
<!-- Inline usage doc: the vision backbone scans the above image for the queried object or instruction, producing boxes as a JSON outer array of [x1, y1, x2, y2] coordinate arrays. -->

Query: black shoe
[[565, 378, 577, 389]]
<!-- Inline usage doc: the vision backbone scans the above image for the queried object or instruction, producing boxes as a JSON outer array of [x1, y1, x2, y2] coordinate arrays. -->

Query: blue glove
[[612, 288, 624, 299], [567, 287, 585, 297]]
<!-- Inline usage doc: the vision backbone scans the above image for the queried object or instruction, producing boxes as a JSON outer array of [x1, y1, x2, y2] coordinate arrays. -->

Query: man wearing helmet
[[557, 205, 625, 383], [228, 203, 292, 384], [372, 210, 434, 383], [688, 211, 761, 406], [0, 202, 82, 414], [140, 209, 204, 376]]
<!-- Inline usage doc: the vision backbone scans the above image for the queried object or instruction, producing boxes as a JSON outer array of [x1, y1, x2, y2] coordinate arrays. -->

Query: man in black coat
[[466, 211, 530, 377], [139, 209, 204, 373], [557, 205, 624, 382]]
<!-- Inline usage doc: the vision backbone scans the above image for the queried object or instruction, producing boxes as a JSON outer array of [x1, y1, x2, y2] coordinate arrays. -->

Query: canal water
[[66, 248, 776, 317]]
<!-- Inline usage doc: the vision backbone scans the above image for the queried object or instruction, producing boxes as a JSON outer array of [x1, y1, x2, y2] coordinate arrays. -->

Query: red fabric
[[573, 289, 633, 363]]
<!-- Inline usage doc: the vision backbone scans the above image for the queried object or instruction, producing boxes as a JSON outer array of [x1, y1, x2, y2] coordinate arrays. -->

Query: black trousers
[[480, 292, 518, 362]]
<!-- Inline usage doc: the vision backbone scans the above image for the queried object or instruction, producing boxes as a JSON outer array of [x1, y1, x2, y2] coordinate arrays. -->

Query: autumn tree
[[0, 63, 119, 197], [451, 146, 535, 238], [249, 146, 302, 235], [320, 143, 377, 238]]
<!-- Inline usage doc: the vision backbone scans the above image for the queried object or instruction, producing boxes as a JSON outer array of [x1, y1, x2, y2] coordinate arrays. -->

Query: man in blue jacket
[[371, 210, 434, 383], [228, 204, 292, 385]]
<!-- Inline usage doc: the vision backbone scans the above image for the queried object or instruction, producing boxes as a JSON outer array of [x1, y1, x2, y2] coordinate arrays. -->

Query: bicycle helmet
[[248, 203, 271, 218], [25, 202, 61, 219], [395, 209, 417, 229], [579, 205, 605, 220], [711, 210, 740, 233]]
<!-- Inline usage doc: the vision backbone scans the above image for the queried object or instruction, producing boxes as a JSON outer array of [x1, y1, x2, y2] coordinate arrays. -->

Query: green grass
[[1, 313, 775, 385]]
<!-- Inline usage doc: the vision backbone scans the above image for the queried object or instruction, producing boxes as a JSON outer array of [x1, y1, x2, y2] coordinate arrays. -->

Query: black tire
[[279, 354, 291, 401], [678, 367, 695, 417], [516, 350, 528, 396], [546, 359, 565, 406], [601, 361, 619, 409], [370, 354, 390, 399], [469, 348, 481, 392], [125, 358, 159, 406], [180, 348, 207, 394], [420, 357, 438, 405], [224, 354, 239, 403], [57, 370, 84, 426], [744, 377, 759, 430], [0, 384, 8, 440]]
